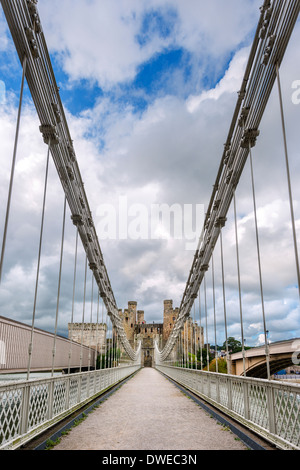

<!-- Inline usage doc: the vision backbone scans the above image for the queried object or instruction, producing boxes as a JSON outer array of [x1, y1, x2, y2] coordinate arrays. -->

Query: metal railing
[[0, 364, 141, 450], [155, 364, 300, 451]]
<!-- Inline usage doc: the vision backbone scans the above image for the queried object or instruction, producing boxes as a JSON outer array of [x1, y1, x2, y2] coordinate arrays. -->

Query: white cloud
[[0, 1, 299, 347], [38, 0, 261, 90], [186, 47, 250, 113], [39, 0, 175, 89]]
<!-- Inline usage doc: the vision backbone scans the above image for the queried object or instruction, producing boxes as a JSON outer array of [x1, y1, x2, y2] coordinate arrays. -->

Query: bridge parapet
[[229, 339, 300, 378]]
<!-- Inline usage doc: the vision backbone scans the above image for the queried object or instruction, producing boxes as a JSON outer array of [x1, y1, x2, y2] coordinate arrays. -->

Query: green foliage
[[222, 337, 242, 354], [206, 357, 227, 373], [197, 348, 214, 368], [45, 438, 61, 450], [96, 347, 121, 369]]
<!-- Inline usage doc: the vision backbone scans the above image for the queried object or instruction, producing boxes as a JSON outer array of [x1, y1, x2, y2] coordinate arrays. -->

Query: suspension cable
[[219, 229, 229, 373], [26, 138, 50, 380], [0, 55, 27, 284], [212, 253, 218, 373], [199, 286, 203, 370], [51, 194, 67, 377], [101, 295, 104, 369], [80, 254, 88, 373], [249, 146, 271, 380], [95, 290, 100, 371], [194, 299, 197, 369], [68, 225, 79, 375], [105, 306, 108, 369], [184, 320, 187, 368], [204, 275, 209, 371], [276, 62, 300, 299], [88, 274, 94, 372], [233, 192, 246, 376]]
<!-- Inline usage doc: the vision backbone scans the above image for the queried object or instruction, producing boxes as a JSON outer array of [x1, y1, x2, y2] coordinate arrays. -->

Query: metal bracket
[[39, 124, 60, 145], [241, 128, 260, 149], [25, 26, 39, 59], [71, 214, 84, 227]]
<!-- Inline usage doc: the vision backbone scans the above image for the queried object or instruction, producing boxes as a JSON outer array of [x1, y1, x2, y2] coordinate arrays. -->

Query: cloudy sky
[[0, 0, 299, 348]]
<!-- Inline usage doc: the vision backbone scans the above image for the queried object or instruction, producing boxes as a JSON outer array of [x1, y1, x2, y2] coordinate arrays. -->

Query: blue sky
[[0, 1, 299, 347]]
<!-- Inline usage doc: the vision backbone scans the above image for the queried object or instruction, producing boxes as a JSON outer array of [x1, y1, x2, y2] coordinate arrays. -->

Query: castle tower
[[121, 301, 137, 346], [137, 310, 145, 324], [163, 300, 178, 344], [68, 323, 107, 354]]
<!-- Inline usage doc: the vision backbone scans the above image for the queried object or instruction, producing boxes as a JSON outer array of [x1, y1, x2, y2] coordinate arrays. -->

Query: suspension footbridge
[[0, 0, 300, 452]]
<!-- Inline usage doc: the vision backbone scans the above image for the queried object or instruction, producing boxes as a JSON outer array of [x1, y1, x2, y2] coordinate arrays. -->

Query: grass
[[45, 412, 89, 450]]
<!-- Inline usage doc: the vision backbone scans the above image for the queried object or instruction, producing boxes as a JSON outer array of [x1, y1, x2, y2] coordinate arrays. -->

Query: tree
[[96, 347, 121, 369], [222, 337, 242, 354], [197, 348, 214, 368], [207, 357, 227, 373]]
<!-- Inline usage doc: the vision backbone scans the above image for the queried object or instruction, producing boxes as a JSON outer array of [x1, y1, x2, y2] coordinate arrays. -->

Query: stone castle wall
[[68, 323, 107, 353], [119, 299, 204, 367], [68, 299, 204, 367]]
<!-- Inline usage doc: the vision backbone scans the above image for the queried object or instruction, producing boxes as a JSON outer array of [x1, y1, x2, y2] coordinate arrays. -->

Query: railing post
[[208, 372, 211, 398], [227, 377, 233, 411], [20, 383, 30, 436], [266, 383, 276, 435], [77, 374, 82, 403], [65, 376, 70, 410], [216, 374, 220, 404], [48, 380, 54, 421], [243, 380, 250, 421]]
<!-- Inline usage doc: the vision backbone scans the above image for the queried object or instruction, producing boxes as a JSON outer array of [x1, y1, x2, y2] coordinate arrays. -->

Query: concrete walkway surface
[[53, 368, 248, 451]]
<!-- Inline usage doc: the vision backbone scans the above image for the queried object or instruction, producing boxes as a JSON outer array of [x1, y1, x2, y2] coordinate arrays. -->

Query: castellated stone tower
[[163, 300, 179, 343], [119, 301, 137, 346], [69, 299, 204, 368], [137, 310, 145, 324], [68, 323, 107, 354]]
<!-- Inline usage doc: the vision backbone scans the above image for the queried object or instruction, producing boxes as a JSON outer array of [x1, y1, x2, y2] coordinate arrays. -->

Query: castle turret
[[137, 310, 145, 324], [121, 301, 137, 346], [163, 300, 178, 343]]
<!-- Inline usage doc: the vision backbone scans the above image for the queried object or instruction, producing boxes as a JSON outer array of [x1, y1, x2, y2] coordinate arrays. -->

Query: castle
[[69, 299, 203, 367]]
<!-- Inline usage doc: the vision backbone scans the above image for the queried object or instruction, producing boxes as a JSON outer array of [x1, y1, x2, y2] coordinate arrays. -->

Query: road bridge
[[230, 339, 300, 378]]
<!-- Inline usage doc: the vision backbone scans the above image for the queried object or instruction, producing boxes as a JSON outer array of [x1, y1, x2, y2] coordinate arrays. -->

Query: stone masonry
[[69, 300, 203, 368], [68, 323, 107, 354], [119, 299, 203, 367]]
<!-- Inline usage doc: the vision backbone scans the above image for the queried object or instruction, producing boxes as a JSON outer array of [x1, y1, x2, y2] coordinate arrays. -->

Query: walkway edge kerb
[[32, 372, 139, 451], [157, 370, 268, 451]]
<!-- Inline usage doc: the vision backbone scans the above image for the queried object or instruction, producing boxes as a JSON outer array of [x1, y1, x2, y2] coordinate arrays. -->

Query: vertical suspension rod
[[26, 139, 50, 380], [0, 55, 27, 283], [80, 254, 88, 373], [249, 147, 271, 380], [68, 226, 79, 375], [51, 194, 67, 377], [276, 63, 300, 299], [233, 192, 246, 376], [204, 275, 209, 371], [212, 253, 218, 373], [219, 229, 230, 373]]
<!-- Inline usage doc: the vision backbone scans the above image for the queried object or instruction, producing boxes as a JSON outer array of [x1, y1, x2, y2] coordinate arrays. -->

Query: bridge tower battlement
[[117, 300, 203, 367]]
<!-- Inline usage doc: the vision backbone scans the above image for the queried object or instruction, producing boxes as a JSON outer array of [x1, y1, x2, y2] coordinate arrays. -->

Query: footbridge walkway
[[34, 368, 267, 451]]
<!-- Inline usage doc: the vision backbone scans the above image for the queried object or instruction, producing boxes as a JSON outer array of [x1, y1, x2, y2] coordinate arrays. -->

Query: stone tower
[[163, 300, 178, 343], [119, 301, 137, 347], [68, 323, 107, 354]]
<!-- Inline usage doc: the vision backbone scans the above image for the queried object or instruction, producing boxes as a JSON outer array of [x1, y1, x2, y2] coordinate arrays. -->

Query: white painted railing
[[0, 364, 141, 450], [156, 364, 300, 451]]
